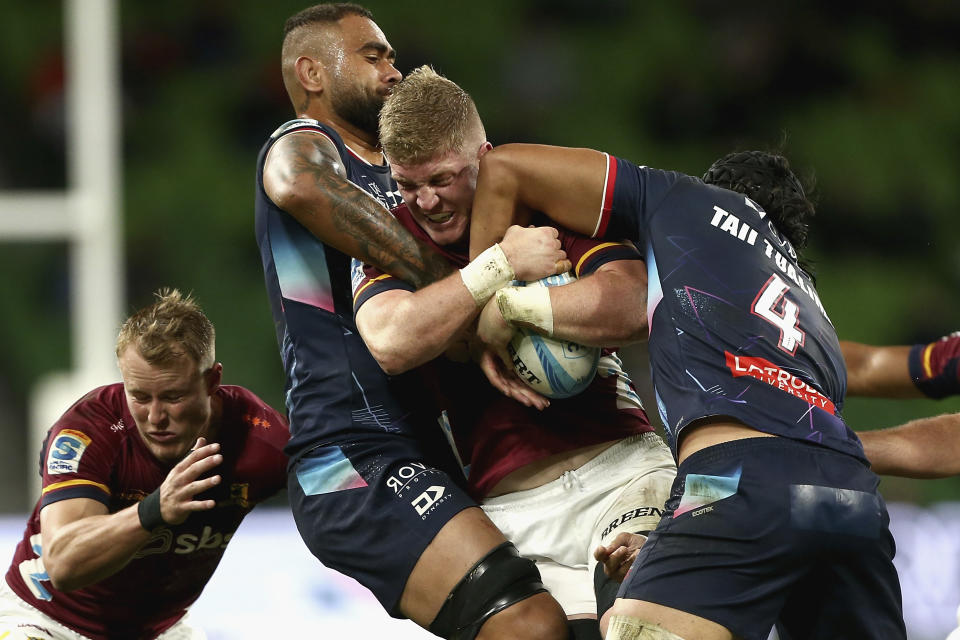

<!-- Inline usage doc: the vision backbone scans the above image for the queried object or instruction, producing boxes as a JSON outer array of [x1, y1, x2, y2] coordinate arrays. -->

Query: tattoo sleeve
[[267, 133, 454, 289]]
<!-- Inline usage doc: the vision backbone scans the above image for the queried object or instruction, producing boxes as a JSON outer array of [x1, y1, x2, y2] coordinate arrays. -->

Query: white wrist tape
[[495, 285, 555, 336], [459, 243, 515, 306]]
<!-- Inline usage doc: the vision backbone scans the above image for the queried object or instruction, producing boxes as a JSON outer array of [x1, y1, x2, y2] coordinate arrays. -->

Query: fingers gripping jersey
[[255, 120, 434, 460], [599, 157, 864, 461], [4, 384, 288, 640]]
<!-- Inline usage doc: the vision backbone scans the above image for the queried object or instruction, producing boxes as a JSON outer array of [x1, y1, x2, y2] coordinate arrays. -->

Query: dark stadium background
[[0, 3, 958, 636]]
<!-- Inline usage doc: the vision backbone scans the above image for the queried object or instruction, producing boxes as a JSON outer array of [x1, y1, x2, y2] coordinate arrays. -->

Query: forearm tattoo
[[283, 136, 453, 288]]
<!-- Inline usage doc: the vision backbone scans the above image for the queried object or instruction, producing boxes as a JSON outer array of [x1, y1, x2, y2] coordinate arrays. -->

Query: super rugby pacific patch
[[47, 429, 92, 475]]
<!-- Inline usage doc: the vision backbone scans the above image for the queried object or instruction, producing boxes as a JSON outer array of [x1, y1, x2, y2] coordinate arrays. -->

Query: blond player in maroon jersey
[[0, 290, 288, 640]]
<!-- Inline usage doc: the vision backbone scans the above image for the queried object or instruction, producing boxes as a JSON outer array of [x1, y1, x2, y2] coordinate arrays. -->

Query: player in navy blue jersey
[[0, 289, 288, 640], [255, 5, 570, 639], [467, 146, 911, 639]]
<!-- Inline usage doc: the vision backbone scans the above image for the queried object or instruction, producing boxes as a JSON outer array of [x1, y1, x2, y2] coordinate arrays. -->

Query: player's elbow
[[45, 557, 86, 592], [618, 314, 649, 345], [366, 341, 416, 376], [594, 310, 647, 346], [587, 271, 648, 345], [266, 175, 310, 214], [375, 354, 413, 377]]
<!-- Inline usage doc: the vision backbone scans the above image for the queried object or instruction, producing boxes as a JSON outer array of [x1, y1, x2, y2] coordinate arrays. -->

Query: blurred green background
[[0, 0, 958, 511]]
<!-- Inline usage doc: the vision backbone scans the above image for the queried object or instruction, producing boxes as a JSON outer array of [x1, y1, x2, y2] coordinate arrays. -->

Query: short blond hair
[[379, 65, 484, 166], [116, 288, 216, 371]]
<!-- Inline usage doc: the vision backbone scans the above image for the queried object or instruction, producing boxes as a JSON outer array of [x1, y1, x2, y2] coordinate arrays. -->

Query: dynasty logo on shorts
[[46, 429, 92, 475], [385, 462, 453, 521], [412, 486, 445, 517]]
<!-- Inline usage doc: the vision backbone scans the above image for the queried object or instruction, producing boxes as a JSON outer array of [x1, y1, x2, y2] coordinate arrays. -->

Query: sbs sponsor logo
[[134, 526, 233, 558]]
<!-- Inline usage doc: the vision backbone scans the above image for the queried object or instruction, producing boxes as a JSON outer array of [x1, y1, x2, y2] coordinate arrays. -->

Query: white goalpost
[[0, 0, 123, 500]]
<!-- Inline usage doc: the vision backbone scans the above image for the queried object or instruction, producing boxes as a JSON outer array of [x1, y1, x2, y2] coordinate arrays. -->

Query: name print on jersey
[[709, 200, 830, 324], [709, 205, 760, 246]]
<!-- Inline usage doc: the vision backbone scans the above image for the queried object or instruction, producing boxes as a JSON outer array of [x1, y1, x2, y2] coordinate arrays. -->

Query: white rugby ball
[[506, 272, 600, 399]]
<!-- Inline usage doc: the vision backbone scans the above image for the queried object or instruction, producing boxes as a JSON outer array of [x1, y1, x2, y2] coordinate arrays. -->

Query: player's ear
[[476, 141, 494, 160], [205, 363, 223, 393], [295, 56, 325, 93]]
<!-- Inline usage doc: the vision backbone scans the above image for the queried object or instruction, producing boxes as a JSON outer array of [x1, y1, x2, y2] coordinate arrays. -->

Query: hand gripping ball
[[506, 272, 600, 399]]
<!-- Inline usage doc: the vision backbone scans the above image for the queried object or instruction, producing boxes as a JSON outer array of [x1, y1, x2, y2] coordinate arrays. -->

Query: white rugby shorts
[[481, 432, 676, 616]]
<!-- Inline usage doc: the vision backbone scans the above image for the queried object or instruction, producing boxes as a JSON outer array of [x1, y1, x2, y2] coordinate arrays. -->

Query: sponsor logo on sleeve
[[46, 429, 92, 475], [350, 258, 366, 294]]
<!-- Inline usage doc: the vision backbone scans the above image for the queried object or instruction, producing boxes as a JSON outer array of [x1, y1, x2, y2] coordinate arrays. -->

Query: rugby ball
[[506, 272, 601, 399]]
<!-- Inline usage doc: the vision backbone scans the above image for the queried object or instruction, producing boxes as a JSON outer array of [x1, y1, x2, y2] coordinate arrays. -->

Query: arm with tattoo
[[263, 131, 453, 288]]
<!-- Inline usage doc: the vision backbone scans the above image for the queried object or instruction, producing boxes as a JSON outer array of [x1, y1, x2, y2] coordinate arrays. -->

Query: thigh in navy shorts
[[288, 423, 476, 615], [619, 436, 905, 640]]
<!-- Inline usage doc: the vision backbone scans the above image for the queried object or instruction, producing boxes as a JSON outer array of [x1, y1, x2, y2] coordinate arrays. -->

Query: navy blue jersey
[[597, 156, 863, 461], [255, 119, 434, 461]]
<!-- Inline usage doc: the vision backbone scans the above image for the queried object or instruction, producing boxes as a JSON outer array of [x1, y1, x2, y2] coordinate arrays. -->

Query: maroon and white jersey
[[5, 384, 288, 640], [353, 205, 654, 499]]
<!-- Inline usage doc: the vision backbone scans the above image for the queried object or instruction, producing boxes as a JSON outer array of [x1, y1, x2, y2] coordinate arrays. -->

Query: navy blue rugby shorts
[[619, 436, 905, 640], [288, 429, 476, 615]]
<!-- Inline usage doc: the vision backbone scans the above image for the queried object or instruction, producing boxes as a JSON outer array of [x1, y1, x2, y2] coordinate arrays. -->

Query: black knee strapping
[[429, 541, 546, 640], [568, 618, 603, 640], [593, 561, 620, 620]]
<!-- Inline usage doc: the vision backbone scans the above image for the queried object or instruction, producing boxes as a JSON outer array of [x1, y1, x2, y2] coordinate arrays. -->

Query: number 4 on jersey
[[752, 274, 805, 355]]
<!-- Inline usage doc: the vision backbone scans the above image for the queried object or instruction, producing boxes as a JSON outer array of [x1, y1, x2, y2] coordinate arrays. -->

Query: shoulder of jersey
[[270, 118, 327, 140], [57, 383, 132, 438], [220, 385, 289, 447]]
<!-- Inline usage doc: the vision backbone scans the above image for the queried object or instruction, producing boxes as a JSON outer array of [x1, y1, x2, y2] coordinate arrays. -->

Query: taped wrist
[[606, 616, 685, 640], [909, 334, 960, 399], [459, 244, 515, 306], [137, 488, 168, 531], [495, 286, 554, 336]]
